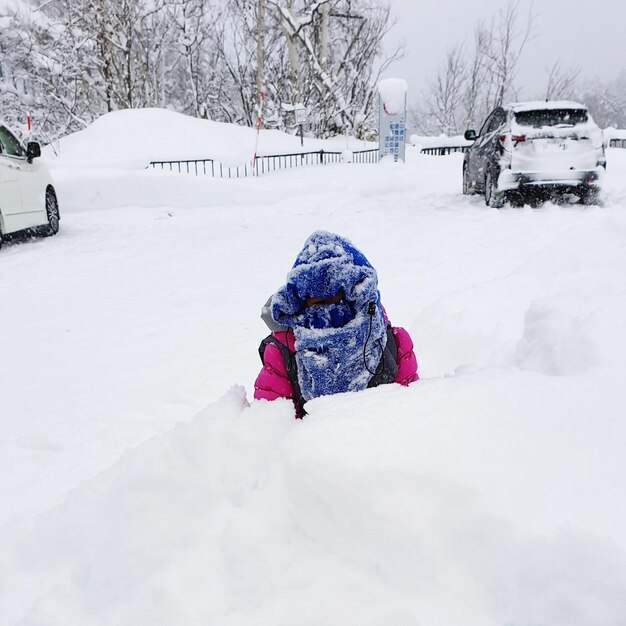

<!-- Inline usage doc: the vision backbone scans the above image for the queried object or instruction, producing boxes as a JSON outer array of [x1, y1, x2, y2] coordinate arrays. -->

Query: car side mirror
[[27, 141, 41, 163], [464, 129, 477, 141]]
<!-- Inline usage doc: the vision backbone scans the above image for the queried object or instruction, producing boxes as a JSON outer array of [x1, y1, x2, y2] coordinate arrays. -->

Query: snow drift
[[43, 108, 376, 212], [2, 109, 626, 625], [46, 108, 375, 170], [4, 371, 626, 625]]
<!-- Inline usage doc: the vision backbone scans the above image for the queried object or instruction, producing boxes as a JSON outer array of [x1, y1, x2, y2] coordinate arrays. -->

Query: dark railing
[[420, 145, 469, 155], [148, 148, 380, 178], [149, 158, 250, 179], [253, 149, 341, 175], [351, 148, 379, 164]]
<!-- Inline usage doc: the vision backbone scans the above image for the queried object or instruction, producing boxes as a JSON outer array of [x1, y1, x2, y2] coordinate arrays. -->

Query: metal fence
[[148, 148, 380, 179], [148, 144, 470, 179], [149, 159, 250, 178], [351, 148, 379, 164], [253, 149, 341, 175], [420, 145, 469, 156]]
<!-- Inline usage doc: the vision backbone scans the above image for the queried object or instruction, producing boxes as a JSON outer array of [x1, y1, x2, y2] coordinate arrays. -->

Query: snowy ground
[[1, 116, 626, 625]]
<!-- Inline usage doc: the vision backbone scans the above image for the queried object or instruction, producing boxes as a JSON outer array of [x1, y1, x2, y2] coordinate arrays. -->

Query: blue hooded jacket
[[270, 231, 388, 401]]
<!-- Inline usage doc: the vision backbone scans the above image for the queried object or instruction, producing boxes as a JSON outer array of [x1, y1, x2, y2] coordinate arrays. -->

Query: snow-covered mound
[[5, 376, 626, 626], [2, 140, 626, 625], [46, 108, 375, 170], [378, 77, 408, 115]]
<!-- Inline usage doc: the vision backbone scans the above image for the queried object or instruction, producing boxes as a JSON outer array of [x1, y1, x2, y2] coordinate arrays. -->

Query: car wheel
[[580, 187, 600, 206], [508, 191, 525, 208], [42, 187, 60, 236], [484, 171, 505, 208], [462, 163, 475, 195]]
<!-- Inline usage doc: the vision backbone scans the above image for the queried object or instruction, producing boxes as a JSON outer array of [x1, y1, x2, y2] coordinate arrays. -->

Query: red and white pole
[[252, 80, 266, 173], [27, 112, 32, 136]]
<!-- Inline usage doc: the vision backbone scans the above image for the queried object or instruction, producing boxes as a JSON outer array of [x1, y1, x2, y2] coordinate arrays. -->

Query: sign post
[[252, 80, 266, 172], [295, 105, 307, 147], [378, 78, 408, 163]]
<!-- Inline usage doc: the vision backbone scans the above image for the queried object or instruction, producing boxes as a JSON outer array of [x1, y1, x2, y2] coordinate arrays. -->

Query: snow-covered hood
[[269, 231, 387, 402], [270, 230, 382, 327]]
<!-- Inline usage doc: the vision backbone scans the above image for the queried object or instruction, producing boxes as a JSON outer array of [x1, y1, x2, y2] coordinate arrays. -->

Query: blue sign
[[378, 79, 408, 163]]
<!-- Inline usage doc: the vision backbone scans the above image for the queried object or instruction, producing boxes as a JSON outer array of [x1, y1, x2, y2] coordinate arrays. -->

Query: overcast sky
[[384, 0, 626, 102]]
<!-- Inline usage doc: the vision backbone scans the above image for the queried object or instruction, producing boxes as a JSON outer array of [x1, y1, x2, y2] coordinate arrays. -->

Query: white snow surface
[[2, 110, 626, 625], [508, 100, 587, 112], [378, 78, 408, 116], [46, 108, 375, 170]]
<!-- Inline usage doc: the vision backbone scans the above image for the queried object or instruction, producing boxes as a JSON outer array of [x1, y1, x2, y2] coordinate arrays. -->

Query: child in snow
[[254, 231, 418, 417]]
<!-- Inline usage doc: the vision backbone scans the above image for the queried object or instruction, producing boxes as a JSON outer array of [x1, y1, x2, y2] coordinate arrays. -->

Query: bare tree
[[256, 0, 265, 96], [164, 0, 226, 118], [463, 23, 491, 129], [275, 0, 302, 105], [428, 44, 466, 135], [1, 0, 399, 140], [575, 74, 626, 128], [293, 1, 400, 136], [487, 0, 534, 108], [545, 60, 580, 100], [413, 0, 535, 136]]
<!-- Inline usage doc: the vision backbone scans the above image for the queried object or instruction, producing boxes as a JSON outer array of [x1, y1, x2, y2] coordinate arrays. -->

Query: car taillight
[[499, 134, 526, 146]]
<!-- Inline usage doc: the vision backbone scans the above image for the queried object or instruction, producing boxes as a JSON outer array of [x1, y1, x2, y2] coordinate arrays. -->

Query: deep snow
[[1, 112, 626, 625]]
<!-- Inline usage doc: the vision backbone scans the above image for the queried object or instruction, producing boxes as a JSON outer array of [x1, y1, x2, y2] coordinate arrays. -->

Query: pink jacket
[[254, 326, 418, 410]]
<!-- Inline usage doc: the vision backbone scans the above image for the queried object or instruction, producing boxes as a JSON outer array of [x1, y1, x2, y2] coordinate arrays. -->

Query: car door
[[480, 109, 507, 178], [0, 137, 24, 234], [0, 126, 45, 231], [467, 110, 496, 186], [474, 109, 506, 190]]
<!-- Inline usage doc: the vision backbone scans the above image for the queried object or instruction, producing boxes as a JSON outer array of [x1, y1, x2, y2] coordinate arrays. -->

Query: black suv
[[463, 101, 606, 207]]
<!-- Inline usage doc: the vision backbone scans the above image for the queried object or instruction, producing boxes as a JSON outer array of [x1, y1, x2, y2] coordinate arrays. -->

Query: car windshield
[[0, 126, 26, 157], [514, 109, 588, 128]]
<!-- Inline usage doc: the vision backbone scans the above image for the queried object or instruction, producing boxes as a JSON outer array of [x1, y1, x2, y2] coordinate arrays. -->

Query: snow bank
[[44, 108, 376, 212], [46, 108, 375, 170], [4, 368, 626, 625], [3, 126, 626, 625]]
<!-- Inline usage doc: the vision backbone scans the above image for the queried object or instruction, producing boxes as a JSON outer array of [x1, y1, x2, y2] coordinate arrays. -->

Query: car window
[[514, 109, 588, 128], [487, 109, 506, 133], [0, 126, 26, 158], [479, 112, 495, 137]]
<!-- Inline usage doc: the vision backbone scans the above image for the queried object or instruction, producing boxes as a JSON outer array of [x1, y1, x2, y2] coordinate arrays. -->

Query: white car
[[0, 123, 59, 250]]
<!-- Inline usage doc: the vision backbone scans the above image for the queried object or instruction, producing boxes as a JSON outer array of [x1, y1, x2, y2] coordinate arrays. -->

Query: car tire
[[462, 163, 475, 195], [41, 187, 60, 236], [508, 191, 525, 208], [580, 187, 600, 206], [484, 171, 505, 208]]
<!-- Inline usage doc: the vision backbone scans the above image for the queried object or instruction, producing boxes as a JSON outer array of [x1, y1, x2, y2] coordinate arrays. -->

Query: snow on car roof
[[507, 100, 587, 112]]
